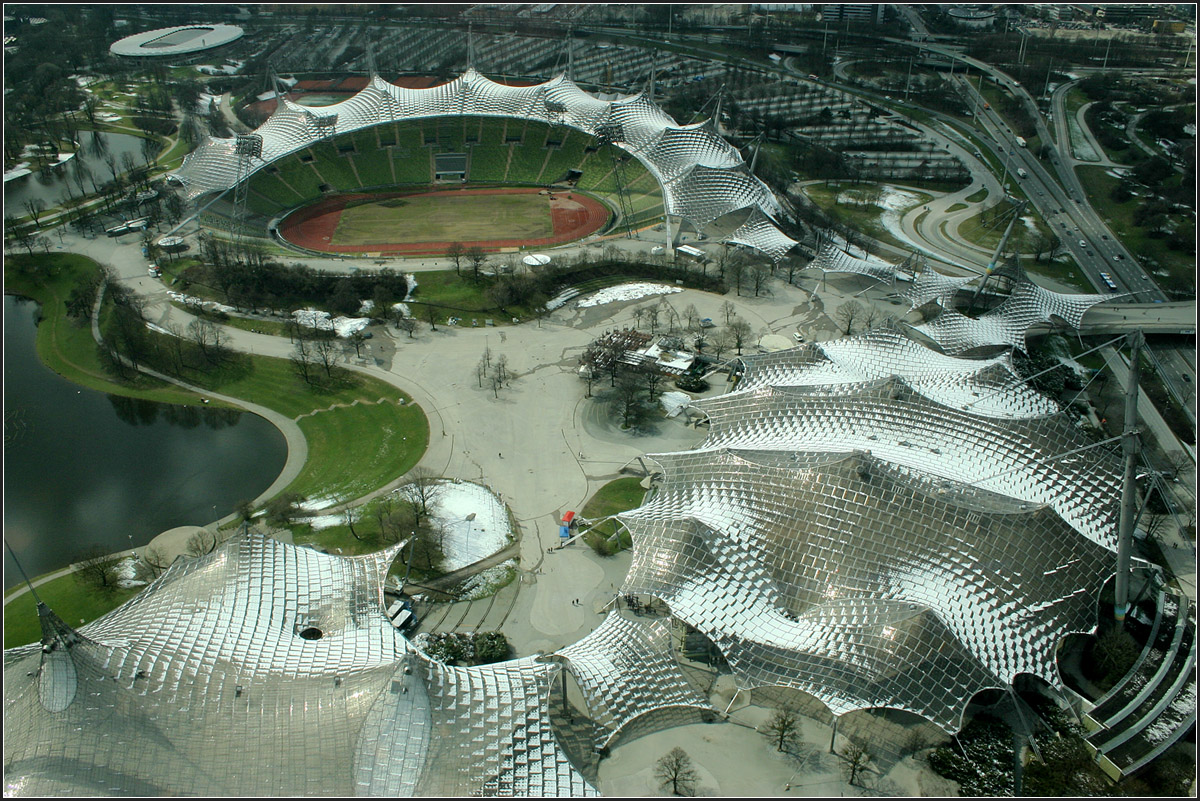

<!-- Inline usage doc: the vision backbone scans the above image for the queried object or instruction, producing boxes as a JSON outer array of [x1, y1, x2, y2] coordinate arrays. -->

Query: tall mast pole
[[1114, 330, 1144, 626]]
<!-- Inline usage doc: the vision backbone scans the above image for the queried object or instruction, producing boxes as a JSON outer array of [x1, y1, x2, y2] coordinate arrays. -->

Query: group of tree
[[832, 299, 893, 337], [194, 241, 412, 315], [416, 630, 511, 666], [289, 323, 348, 388], [475, 346, 512, 398]]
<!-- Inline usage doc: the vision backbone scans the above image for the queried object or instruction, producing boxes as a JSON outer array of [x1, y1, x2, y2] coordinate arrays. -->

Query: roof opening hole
[[299, 626, 324, 640]]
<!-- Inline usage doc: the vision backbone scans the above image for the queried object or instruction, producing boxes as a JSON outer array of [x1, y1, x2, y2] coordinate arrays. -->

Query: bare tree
[[834, 299, 866, 336], [72, 546, 123, 593], [466, 245, 487, 282], [720, 300, 737, 326], [763, 705, 801, 753], [682, 303, 700, 331], [643, 365, 665, 402], [710, 328, 734, 361], [840, 742, 871, 787], [493, 354, 509, 386], [612, 371, 647, 429], [1162, 451, 1191, 481], [185, 529, 219, 557], [725, 318, 752, 355], [265, 492, 306, 529], [750, 261, 773, 296], [21, 198, 46, 229], [655, 747, 698, 796], [137, 546, 171, 580], [312, 332, 340, 379], [399, 467, 443, 525], [291, 334, 317, 385], [188, 318, 229, 365], [397, 316, 417, 339], [446, 241, 465, 275], [344, 506, 365, 541]]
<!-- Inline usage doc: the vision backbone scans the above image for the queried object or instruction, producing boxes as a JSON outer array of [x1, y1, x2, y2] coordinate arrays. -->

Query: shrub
[[675, 375, 710, 393], [472, 631, 510, 664]]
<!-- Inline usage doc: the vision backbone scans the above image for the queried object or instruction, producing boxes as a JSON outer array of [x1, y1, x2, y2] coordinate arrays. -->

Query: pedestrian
[[498, 452, 503, 458]]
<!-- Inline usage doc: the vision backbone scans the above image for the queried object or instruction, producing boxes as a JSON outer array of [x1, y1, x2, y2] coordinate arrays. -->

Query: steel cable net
[[555, 612, 713, 749], [617, 448, 1117, 734], [913, 264, 1116, 354], [808, 241, 897, 283], [406, 656, 598, 797], [735, 328, 1060, 419], [3, 533, 596, 797], [173, 69, 795, 259], [902, 266, 975, 310], [695, 382, 1122, 551]]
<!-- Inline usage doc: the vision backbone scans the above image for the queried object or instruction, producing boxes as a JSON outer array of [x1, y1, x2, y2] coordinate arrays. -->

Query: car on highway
[[1113, 254, 1123, 260], [1079, 240, 1087, 247]]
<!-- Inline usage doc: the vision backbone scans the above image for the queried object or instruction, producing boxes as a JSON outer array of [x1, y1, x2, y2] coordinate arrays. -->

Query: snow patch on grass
[[575, 282, 682, 308]]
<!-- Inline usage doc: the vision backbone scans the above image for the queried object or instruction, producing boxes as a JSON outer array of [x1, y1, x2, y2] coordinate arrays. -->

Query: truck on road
[[1015, 136, 1027, 148], [1016, 168, 1028, 178]]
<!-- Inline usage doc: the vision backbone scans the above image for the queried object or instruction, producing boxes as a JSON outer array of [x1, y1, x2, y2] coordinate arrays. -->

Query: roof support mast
[[967, 199, 1026, 315], [1114, 330, 1144, 626]]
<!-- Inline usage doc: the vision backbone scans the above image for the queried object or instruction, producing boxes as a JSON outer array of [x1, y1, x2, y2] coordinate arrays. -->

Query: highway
[[877, 25, 1194, 425]]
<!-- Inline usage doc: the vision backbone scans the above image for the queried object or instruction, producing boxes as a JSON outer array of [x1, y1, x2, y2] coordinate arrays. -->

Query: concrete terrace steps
[[1084, 592, 1188, 730], [1084, 593, 1197, 780]]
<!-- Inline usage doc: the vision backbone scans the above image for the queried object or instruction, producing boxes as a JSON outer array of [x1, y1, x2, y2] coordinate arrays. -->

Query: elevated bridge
[[1028, 302, 1197, 336]]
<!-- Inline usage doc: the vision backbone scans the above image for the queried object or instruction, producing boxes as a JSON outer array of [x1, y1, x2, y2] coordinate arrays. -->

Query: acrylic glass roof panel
[[80, 533, 406, 684], [902, 267, 977, 310], [989, 280, 1114, 333], [618, 449, 1114, 732], [736, 331, 1059, 419], [4, 620, 401, 796], [354, 655, 435, 797], [556, 612, 712, 748], [661, 164, 778, 229], [913, 305, 1030, 354], [809, 241, 896, 283], [629, 123, 745, 182], [415, 656, 598, 797], [726, 207, 800, 262], [693, 383, 1122, 550]]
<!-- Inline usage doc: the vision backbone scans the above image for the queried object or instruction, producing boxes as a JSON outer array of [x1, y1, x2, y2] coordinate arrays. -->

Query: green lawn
[[5, 574, 140, 649], [801, 183, 932, 250], [956, 201, 1053, 252], [4, 254, 202, 406], [579, 476, 646, 553], [965, 188, 988, 203], [291, 397, 428, 501], [333, 192, 552, 245], [1076, 165, 1195, 293], [581, 476, 647, 519]]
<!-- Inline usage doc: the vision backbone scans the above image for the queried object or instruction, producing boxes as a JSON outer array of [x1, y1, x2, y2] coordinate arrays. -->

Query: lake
[[3, 294, 289, 588], [4, 131, 152, 210]]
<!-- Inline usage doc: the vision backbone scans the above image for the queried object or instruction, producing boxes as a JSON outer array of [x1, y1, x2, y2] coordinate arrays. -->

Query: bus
[[1099, 272, 1119, 292]]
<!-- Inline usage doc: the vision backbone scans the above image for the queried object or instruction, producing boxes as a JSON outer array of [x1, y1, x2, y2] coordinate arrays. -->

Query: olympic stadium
[[5, 53, 1195, 797], [172, 68, 800, 261]]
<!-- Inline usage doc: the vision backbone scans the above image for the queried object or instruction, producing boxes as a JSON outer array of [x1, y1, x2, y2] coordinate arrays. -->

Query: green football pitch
[[331, 192, 552, 245]]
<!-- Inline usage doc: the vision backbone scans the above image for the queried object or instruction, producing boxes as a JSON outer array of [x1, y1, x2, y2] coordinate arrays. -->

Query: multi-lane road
[[877, 31, 1195, 425]]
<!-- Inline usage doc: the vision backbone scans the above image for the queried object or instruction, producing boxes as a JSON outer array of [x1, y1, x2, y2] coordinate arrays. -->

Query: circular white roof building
[[110, 23, 243, 57]]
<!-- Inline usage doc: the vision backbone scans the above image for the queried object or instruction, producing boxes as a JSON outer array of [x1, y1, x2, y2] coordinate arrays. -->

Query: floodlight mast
[[1114, 330, 1144, 627], [232, 134, 263, 254]]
